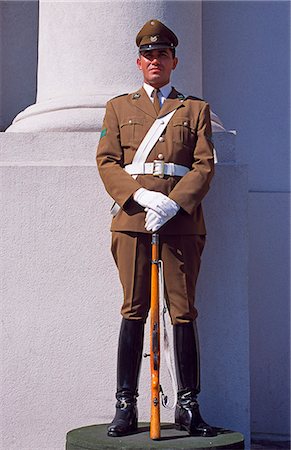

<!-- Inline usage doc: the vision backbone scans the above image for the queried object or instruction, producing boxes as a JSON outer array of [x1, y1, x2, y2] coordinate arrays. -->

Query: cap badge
[[150, 35, 158, 42]]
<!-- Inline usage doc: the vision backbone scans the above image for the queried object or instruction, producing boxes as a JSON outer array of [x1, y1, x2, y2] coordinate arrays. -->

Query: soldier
[[96, 19, 216, 438]]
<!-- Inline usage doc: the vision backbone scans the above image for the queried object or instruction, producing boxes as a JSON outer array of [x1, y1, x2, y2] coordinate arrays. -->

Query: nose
[[152, 56, 160, 65]]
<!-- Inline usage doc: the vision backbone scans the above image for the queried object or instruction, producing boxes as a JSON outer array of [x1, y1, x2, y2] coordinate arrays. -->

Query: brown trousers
[[111, 232, 205, 325]]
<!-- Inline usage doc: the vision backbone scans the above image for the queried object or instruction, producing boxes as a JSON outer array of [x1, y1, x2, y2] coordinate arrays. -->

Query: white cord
[[158, 259, 178, 410]]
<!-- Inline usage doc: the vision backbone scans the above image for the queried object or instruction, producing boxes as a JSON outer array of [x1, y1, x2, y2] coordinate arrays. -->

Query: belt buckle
[[153, 159, 165, 178]]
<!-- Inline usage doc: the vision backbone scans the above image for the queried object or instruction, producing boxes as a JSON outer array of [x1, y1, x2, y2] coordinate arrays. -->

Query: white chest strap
[[110, 109, 177, 216], [131, 109, 177, 169], [128, 107, 217, 173]]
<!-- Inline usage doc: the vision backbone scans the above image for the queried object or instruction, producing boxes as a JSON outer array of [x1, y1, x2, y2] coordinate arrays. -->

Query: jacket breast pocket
[[120, 118, 144, 147], [172, 118, 196, 148]]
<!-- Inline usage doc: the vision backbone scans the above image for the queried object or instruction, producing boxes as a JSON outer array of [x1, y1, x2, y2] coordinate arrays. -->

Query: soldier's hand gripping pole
[[150, 233, 160, 440]]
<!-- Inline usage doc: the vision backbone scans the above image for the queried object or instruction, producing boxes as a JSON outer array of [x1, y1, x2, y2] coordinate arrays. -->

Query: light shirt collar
[[143, 82, 172, 105]]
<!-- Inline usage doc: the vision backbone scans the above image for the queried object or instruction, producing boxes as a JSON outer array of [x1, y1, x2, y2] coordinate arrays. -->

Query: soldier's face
[[137, 49, 178, 88]]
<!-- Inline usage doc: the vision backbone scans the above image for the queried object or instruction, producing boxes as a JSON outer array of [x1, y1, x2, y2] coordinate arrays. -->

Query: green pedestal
[[66, 423, 244, 450]]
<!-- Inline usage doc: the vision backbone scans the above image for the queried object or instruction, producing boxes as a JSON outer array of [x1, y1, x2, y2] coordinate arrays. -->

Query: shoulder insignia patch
[[100, 128, 107, 138]]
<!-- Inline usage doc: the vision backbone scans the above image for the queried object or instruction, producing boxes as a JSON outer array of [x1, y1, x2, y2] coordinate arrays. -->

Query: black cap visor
[[139, 42, 175, 52]]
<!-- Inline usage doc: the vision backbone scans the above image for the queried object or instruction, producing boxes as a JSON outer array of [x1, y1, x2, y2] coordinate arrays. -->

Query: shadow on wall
[[0, 0, 39, 131]]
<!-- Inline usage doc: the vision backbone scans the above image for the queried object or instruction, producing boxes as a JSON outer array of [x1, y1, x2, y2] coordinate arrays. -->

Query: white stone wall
[[202, 1, 290, 440], [1, 132, 249, 449], [0, 1, 38, 131]]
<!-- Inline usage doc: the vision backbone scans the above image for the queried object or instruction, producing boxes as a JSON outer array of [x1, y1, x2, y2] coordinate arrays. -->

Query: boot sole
[[175, 423, 217, 437], [107, 427, 138, 438], [107, 422, 138, 437]]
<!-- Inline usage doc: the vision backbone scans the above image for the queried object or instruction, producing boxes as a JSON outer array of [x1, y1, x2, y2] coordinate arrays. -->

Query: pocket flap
[[120, 118, 144, 128], [173, 118, 194, 129]]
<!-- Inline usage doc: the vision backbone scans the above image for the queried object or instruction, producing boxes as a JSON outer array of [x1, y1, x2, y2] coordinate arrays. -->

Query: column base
[[5, 94, 114, 132], [66, 423, 244, 449], [5, 95, 226, 133]]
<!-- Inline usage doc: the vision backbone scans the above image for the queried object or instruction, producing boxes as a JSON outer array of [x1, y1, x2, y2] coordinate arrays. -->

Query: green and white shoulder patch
[[100, 128, 107, 138]]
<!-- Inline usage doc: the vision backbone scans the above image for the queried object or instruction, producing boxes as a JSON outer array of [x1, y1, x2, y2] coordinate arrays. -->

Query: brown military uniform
[[104, 20, 216, 438], [96, 87, 214, 324]]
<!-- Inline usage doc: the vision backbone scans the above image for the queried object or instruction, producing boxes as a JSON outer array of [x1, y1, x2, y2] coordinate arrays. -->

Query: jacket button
[[183, 121, 188, 126], [158, 136, 164, 142], [157, 153, 164, 160], [128, 120, 132, 124]]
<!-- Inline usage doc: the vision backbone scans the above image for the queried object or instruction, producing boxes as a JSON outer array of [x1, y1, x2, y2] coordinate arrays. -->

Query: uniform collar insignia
[[177, 93, 185, 99], [132, 92, 141, 99]]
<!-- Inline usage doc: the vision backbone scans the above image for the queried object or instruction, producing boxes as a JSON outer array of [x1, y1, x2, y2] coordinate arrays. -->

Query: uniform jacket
[[96, 87, 214, 235]]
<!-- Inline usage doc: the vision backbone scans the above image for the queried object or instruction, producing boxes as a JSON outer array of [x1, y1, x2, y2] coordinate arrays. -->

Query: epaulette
[[184, 95, 204, 102], [111, 93, 128, 100], [176, 93, 204, 102]]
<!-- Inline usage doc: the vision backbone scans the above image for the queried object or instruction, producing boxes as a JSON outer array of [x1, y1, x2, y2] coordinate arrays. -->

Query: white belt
[[124, 161, 189, 178]]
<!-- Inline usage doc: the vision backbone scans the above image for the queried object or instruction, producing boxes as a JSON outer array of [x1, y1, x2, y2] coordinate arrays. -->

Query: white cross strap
[[132, 109, 177, 165], [110, 109, 179, 216]]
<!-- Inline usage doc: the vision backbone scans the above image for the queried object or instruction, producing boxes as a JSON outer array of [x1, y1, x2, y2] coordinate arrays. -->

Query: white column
[[6, 0, 204, 132]]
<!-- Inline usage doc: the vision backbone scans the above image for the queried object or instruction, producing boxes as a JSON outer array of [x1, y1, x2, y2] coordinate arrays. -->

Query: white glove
[[144, 210, 163, 232], [145, 200, 180, 232], [133, 188, 169, 216]]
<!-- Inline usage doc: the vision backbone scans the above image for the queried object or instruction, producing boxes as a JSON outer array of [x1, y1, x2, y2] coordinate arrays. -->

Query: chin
[[149, 76, 163, 84]]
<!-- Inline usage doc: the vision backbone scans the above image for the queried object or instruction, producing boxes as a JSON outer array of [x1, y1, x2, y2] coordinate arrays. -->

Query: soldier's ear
[[137, 57, 142, 70], [172, 57, 178, 70]]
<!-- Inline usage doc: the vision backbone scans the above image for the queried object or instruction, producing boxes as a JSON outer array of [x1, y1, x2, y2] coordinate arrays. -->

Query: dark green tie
[[153, 88, 161, 113]]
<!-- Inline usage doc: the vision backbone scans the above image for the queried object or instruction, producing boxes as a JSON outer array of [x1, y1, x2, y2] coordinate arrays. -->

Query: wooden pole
[[150, 233, 160, 440]]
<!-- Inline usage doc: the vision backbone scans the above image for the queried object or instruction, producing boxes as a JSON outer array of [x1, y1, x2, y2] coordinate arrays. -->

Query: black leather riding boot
[[174, 322, 217, 437], [107, 319, 144, 437]]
